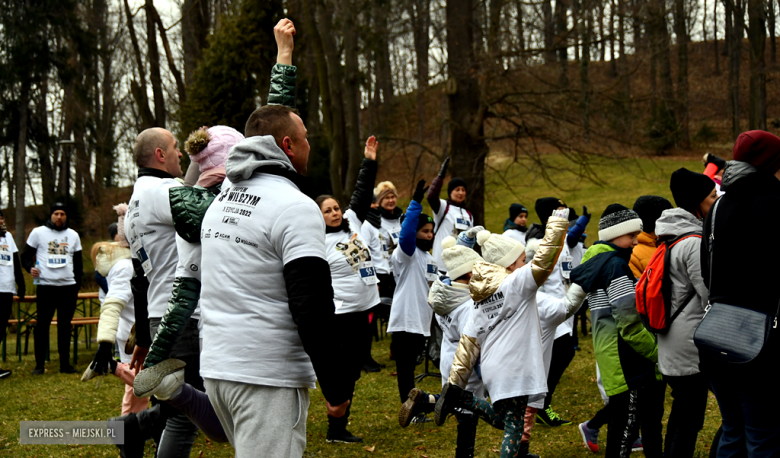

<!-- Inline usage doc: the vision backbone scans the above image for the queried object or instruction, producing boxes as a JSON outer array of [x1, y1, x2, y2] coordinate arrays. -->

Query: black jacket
[[701, 161, 780, 370]]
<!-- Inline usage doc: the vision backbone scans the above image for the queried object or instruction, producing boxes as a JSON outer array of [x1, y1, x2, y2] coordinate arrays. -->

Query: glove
[[457, 225, 485, 249], [438, 157, 451, 178], [413, 179, 428, 203], [707, 154, 726, 170], [582, 206, 591, 219], [89, 342, 118, 376], [552, 208, 570, 220]]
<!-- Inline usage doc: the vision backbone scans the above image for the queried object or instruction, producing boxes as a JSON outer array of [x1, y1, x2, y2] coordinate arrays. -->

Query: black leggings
[[391, 331, 426, 403], [606, 380, 666, 458], [0, 292, 12, 346], [34, 284, 78, 369], [328, 310, 368, 428], [544, 333, 575, 409]]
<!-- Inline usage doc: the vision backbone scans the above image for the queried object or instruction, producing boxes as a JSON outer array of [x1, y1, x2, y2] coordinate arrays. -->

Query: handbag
[[693, 198, 779, 364]]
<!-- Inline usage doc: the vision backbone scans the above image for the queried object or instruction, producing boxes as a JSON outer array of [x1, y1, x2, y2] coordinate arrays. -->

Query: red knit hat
[[733, 130, 780, 173]]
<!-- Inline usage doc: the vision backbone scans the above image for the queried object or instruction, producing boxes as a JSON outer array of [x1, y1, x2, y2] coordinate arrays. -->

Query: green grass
[[0, 155, 721, 457]]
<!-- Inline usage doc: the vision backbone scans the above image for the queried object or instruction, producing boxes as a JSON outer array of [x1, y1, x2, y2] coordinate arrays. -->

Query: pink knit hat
[[113, 203, 130, 248], [185, 126, 244, 171]]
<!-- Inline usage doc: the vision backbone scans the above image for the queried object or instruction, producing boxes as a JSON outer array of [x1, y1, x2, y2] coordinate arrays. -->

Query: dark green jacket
[[268, 63, 297, 107]]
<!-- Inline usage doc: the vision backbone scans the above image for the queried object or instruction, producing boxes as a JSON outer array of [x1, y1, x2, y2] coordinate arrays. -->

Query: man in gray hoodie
[[654, 168, 717, 457]]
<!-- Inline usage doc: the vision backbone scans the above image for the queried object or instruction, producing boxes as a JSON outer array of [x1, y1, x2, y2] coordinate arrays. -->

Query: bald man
[[122, 127, 203, 457]]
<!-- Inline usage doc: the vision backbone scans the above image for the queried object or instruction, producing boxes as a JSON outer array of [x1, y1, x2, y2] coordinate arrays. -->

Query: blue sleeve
[[95, 271, 108, 294], [567, 215, 590, 249], [399, 200, 422, 256]]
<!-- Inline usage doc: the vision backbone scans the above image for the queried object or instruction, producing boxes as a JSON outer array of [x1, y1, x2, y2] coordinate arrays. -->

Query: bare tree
[[747, 0, 766, 129]]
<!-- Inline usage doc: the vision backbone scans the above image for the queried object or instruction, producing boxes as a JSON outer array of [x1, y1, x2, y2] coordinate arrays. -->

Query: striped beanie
[[598, 204, 643, 241]]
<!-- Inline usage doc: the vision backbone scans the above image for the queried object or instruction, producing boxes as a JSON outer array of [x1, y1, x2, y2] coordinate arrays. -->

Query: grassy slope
[[0, 155, 721, 457]]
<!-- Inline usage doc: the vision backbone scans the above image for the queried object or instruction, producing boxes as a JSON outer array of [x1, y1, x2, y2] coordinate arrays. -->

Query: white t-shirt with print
[[432, 201, 473, 273], [528, 290, 569, 408], [380, 216, 402, 266], [388, 247, 436, 336], [26, 226, 82, 286], [364, 221, 391, 275], [463, 266, 546, 403], [125, 175, 182, 318], [199, 174, 325, 388], [0, 233, 18, 294], [325, 211, 380, 315], [435, 287, 484, 396]]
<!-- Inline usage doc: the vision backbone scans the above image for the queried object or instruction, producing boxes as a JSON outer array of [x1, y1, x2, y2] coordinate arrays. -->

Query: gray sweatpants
[[204, 378, 309, 458]]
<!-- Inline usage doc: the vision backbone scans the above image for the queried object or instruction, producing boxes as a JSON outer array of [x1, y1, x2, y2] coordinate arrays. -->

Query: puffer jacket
[[95, 245, 133, 344], [570, 242, 660, 397], [629, 231, 657, 278], [654, 208, 708, 376]]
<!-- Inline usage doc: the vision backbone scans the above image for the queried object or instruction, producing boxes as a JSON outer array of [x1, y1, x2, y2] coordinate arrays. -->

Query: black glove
[[89, 342, 118, 376], [413, 179, 428, 203], [438, 157, 451, 178], [582, 206, 591, 219], [706, 154, 726, 170]]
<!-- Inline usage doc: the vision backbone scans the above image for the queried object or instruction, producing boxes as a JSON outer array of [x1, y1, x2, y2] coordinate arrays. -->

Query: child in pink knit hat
[[185, 126, 244, 188]]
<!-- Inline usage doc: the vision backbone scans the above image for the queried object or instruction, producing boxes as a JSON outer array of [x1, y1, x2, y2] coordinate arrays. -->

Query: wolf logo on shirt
[[335, 233, 371, 273]]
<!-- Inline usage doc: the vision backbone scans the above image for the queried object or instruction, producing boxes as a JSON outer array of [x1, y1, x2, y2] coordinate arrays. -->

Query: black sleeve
[[130, 258, 152, 348], [13, 253, 25, 298], [701, 210, 712, 290], [21, 244, 36, 273], [348, 159, 378, 224], [284, 256, 353, 406], [72, 250, 83, 289]]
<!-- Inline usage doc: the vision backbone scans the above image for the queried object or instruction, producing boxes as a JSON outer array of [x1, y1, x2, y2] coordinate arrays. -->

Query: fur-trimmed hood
[[429, 278, 471, 316], [95, 244, 132, 277]]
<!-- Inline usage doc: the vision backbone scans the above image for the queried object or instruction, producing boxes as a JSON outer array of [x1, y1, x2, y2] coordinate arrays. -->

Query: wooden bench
[[5, 316, 100, 365]]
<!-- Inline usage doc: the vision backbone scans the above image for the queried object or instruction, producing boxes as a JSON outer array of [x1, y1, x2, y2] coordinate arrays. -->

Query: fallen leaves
[[364, 445, 376, 452]]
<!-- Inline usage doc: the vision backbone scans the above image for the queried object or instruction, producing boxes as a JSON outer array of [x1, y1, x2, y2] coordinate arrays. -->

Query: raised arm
[[567, 206, 591, 248], [399, 180, 428, 256], [347, 136, 379, 224], [268, 18, 297, 108], [530, 208, 569, 287], [427, 157, 450, 214]]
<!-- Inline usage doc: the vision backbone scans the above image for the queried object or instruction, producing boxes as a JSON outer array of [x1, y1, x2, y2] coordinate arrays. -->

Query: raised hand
[[438, 157, 451, 178], [413, 179, 429, 203], [274, 19, 296, 66], [582, 206, 591, 219], [364, 136, 378, 161]]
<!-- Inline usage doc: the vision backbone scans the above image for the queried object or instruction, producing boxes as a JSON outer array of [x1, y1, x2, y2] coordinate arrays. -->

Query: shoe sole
[[399, 388, 423, 428], [0, 372, 10, 379], [133, 359, 186, 398], [325, 438, 364, 443], [80, 366, 98, 382], [434, 383, 450, 426], [631, 446, 643, 452], [578, 423, 598, 453]]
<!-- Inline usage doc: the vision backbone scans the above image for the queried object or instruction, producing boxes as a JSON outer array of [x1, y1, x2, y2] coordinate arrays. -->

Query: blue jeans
[[710, 365, 780, 458], [150, 318, 203, 458]]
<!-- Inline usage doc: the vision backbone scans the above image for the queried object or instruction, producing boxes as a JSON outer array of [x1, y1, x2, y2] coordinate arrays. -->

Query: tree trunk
[[769, 0, 776, 64], [714, 0, 721, 74], [675, 0, 689, 147], [555, 0, 569, 85], [446, 0, 488, 224], [544, 0, 555, 62], [37, 78, 55, 203], [341, 0, 362, 202], [597, 0, 606, 61], [15, 81, 29, 250], [747, 0, 767, 130], [727, 0, 743, 138], [581, 0, 592, 138], [408, 0, 431, 138], [488, 0, 504, 59], [148, 3, 187, 104], [124, 0, 154, 129], [374, 0, 394, 106], [515, 0, 525, 53], [632, 0, 643, 54], [618, 0, 631, 98], [610, 0, 617, 75], [146, 0, 166, 127], [182, 0, 210, 88]]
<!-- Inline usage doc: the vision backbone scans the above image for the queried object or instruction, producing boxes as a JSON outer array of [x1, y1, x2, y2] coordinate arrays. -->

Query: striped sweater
[[570, 242, 660, 397]]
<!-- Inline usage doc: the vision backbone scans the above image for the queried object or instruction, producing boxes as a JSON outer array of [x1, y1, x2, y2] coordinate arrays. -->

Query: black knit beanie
[[108, 222, 118, 241], [599, 203, 643, 241], [401, 212, 436, 232], [669, 168, 715, 215], [51, 202, 67, 216], [509, 203, 528, 221], [632, 195, 673, 234], [447, 178, 467, 196], [535, 197, 567, 225]]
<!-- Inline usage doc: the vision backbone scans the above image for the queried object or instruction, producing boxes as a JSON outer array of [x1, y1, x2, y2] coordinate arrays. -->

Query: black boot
[[519, 441, 541, 458], [455, 412, 478, 458], [434, 383, 473, 426], [109, 404, 162, 458], [326, 413, 363, 443]]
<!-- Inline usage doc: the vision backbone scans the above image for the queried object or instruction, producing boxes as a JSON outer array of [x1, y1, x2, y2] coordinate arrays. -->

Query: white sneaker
[[133, 359, 186, 400]]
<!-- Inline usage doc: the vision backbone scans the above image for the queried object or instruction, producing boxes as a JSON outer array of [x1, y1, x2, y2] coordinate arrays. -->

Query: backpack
[[635, 232, 701, 334]]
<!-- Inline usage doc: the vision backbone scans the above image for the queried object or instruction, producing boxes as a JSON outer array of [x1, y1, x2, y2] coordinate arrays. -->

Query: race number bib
[[0, 249, 11, 267], [560, 255, 573, 279], [390, 231, 400, 243], [426, 262, 439, 282], [359, 261, 379, 286], [47, 254, 68, 269], [131, 237, 153, 275], [455, 217, 470, 231]]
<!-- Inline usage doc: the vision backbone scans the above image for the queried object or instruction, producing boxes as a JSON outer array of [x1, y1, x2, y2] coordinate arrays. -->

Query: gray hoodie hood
[[655, 207, 703, 238], [225, 135, 296, 183], [721, 160, 758, 192], [429, 278, 471, 316]]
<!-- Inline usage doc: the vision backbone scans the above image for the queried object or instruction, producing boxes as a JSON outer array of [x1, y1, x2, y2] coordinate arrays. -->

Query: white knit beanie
[[598, 203, 643, 241], [476, 230, 526, 268], [441, 236, 483, 280]]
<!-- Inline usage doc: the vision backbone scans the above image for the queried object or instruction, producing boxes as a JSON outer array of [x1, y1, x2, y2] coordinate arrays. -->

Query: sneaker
[[578, 421, 600, 452], [536, 407, 572, 427], [0, 369, 11, 379], [631, 436, 643, 452], [410, 414, 433, 425], [133, 358, 186, 400], [31, 368, 45, 375], [519, 441, 541, 458], [434, 383, 472, 426], [60, 365, 78, 374], [326, 429, 363, 443], [399, 388, 425, 427]]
